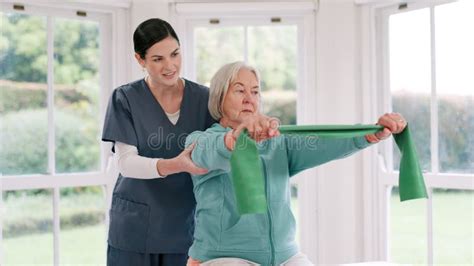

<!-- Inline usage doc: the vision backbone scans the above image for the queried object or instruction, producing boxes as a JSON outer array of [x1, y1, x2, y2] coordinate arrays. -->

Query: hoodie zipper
[[261, 158, 275, 265]]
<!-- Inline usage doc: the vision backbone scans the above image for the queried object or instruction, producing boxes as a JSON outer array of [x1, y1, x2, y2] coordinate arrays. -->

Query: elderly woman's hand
[[365, 112, 407, 143], [234, 114, 281, 142], [224, 114, 280, 150]]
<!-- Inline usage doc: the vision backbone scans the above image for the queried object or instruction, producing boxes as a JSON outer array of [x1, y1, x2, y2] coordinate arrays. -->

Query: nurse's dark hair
[[133, 18, 180, 59]]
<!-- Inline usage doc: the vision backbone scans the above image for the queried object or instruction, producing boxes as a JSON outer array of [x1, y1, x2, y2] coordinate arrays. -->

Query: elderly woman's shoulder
[[188, 123, 225, 137]]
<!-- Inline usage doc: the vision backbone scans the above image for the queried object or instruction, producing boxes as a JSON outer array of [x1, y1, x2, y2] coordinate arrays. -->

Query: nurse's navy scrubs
[[102, 78, 215, 266]]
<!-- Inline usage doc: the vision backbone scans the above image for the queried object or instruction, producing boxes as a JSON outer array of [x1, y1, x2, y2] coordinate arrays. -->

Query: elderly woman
[[185, 61, 406, 266]]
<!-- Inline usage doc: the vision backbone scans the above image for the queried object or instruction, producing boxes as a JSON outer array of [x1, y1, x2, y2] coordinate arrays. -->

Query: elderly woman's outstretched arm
[[285, 135, 371, 177], [285, 112, 407, 177], [185, 126, 232, 172]]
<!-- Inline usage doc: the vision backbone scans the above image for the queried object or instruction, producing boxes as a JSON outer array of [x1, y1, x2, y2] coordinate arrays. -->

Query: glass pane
[[195, 26, 244, 86], [390, 187, 427, 264], [0, 12, 48, 175], [54, 18, 101, 173], [435, 0, 474, 173], [389, 9, 431, 172], [2, 189, 54, 264], [248, 25, 297, 125], [59, 186, 106, 264], [433, 189, 473, 264]]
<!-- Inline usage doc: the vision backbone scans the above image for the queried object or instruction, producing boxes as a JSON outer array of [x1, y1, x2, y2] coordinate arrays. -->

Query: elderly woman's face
[[221, 68, 260, 123]]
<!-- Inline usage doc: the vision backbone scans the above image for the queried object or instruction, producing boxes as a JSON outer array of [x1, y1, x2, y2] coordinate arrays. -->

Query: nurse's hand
[[187, 257, 201, 265], [156, 143, 208, 176], [365, 112, 407, 143]]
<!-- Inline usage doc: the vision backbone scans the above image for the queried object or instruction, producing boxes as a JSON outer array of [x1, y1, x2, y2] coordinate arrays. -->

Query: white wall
[[313, 0, 369, 264]]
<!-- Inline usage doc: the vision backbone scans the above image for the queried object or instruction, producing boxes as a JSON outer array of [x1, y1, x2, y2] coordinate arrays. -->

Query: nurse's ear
[[135, 53, 146, 69]]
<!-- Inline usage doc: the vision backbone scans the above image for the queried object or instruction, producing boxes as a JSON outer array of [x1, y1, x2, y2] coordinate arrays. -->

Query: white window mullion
[[428, 6, 438, 265], [47, 16, 60, 266], [0, 179, 3, 265], [99, 14, 114, 239], [381, 10, 394, 172], [295, 14, 318, 262], [53, 187, 61, 266], [243, 25, 248, 63], [47, 16, 56, 176], [378, 12, 392, 260], [430, 7, 439, 175], [99, 16, 110, 174], [187, 22, 197, 81], [384, 186, 393, 261], [427, 188, 434, 266]]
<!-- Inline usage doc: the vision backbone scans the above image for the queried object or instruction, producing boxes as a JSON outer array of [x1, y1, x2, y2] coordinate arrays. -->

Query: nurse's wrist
[[156, 158, 177, 176]]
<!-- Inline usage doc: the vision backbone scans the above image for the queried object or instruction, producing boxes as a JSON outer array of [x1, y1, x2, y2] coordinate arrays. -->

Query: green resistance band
[[230, 124, 428, 215]]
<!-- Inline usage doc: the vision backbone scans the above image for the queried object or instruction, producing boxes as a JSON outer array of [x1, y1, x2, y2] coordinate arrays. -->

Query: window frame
[[181, 17, 304, 83], [0, 2, 111, 181], [0, 2, 122, 265], [374, 0, 474, 264]]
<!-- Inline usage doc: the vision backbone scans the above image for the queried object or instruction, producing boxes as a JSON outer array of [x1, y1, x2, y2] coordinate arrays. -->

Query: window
[[191, 23, 298, 124], [378, 0, 473, 264], [0, 3, 111, 265]]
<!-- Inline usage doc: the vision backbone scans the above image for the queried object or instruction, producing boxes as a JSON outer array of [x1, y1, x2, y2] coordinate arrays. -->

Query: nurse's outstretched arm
[[115, 142, 208, 178], [156, 143, 209, 176]]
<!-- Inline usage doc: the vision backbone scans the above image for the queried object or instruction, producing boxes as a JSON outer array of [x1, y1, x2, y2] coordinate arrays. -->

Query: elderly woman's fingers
[[375, 127, 392, 140], [268, 117, 281, 137], [257, 116, 270, 139], [232, 114, 280, 142], [386, 113, 401, 133], [257, 115, 279, 138], [233, 123, 246, 139], [366, 113, 406, 143], [376, 112, 407, 135], [246, 120, 256, 138], [388, 113, 407, 133], [387, 113, 406, 134], [254, 125, 263, 138], [254, 115, 269, 141], [365, 134, 379, 143], [377, 113, 397, 133]]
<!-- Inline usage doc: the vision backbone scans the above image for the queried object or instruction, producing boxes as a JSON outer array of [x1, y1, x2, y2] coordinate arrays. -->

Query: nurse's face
[[135, 36, 182, 88], [221, 68, 260, 124]]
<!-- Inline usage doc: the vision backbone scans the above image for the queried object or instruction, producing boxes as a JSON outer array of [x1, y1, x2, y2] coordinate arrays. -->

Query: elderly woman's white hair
[[208, 61, 261, 120]]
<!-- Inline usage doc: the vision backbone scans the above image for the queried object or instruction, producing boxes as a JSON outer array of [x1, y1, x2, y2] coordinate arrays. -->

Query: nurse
[[102, 19, 278, 266]]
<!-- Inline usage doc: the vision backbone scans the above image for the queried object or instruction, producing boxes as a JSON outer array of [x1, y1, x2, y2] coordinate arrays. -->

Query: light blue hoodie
[[185, 123, 371, 265]]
